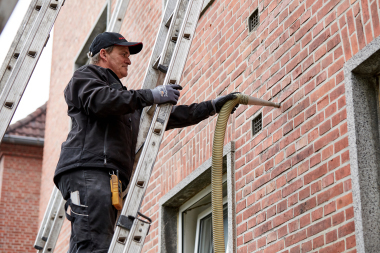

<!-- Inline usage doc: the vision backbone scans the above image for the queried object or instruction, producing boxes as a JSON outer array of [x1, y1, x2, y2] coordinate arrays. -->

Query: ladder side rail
[[108, 102, 165, 253], [134, 0, 178, 154], [41, 189, 64, 245], [110, 0, 205, 252], [0, 0, 64, 141], [107, 0, 131, 33], [0, 0, 40, 94], [158, 0, 188, 69], [34, 186, 59, 250], [39, 198, 66, 253]]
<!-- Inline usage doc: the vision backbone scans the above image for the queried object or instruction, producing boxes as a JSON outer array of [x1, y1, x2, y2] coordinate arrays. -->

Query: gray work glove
[[212, 92, 240, 114], [151, 84, 182, 105]]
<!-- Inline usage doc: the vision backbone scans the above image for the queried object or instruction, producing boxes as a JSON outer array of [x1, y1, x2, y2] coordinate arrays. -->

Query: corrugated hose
[[211, 93, 281, 253]]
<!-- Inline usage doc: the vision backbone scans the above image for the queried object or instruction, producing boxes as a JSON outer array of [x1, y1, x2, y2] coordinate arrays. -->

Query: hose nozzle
[[237, 93, 281, 108]]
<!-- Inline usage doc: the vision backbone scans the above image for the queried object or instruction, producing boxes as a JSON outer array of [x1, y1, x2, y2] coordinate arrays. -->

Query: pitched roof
[[6, 103, 47, 139]]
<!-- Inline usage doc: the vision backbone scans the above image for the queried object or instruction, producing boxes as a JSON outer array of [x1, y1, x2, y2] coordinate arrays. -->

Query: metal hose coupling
[[211, 94, 280, 253]]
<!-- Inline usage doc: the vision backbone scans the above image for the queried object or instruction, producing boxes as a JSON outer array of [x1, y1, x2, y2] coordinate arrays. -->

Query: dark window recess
[[252, 113, 262, 136], [248, 9, 259, 32]]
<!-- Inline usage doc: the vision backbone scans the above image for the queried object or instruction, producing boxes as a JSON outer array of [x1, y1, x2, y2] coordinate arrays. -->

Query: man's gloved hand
[[151, 84, 182, 105], [212, 92, 240, 114]]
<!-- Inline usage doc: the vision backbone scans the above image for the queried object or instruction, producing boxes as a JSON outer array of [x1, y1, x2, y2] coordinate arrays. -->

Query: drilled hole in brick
[[252, 113, 262, 136], [248, 9, 259, 32]]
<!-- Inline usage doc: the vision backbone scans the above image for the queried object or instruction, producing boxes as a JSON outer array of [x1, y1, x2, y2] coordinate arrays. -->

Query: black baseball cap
[[89, 32, 143, 56]]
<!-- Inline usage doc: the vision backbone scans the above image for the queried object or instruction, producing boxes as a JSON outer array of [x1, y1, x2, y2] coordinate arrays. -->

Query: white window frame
[[193, 196, 228, 253], [178, 174, 227, 253]]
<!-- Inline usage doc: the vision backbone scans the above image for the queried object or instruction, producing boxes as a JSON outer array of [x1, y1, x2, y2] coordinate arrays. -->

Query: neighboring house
[[0, 103, 45, 253], [39, 0, 380, 252]]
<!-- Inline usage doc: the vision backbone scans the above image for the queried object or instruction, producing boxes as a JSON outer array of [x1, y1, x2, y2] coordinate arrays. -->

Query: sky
[[0, 0, 52, 124]]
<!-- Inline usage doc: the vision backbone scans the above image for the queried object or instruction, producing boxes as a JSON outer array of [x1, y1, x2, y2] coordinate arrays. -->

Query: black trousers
[[57, 168, 119, 253]]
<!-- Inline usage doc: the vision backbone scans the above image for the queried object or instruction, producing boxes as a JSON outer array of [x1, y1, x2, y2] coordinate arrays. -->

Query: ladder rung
[[146, 105, 156, 116], [157, 64, 168, 73], [152, 55, 161, 69], [165, 12, 173, 28]]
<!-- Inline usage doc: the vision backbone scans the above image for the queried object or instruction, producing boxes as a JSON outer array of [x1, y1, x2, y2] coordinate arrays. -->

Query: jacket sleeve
[[64, 66, 154, 117], [166, 100, 214, 130]]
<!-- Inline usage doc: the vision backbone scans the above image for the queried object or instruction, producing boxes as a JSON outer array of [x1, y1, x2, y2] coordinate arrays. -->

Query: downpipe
[[211, 94, 281, 253]]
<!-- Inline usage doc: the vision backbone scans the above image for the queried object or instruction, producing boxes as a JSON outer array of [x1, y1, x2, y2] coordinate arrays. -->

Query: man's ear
[[99, 49, 107, 62]]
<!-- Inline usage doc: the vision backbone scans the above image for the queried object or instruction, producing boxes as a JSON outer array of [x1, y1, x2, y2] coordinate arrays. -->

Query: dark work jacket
[[54, 64, 214, 186]]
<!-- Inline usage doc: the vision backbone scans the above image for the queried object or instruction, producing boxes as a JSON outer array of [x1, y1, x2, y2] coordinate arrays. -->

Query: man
[[54, 32, 238, 252]]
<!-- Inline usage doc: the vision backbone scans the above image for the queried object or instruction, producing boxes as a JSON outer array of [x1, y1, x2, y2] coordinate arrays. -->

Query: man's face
[[101, 46, 131, 79]]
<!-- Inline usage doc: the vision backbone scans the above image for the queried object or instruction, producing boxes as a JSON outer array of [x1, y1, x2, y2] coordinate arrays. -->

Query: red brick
[[294, 197, 317, 217], [332, 211, 345, 226], [322, 173, 334, 188], [334, 137, 348, 153], [307, 218, 331, 236], [302, 240, 312, 252], [311, 180, 322, 195], [313, 235, 324, 249], [337, 192, 353, 209], [326, 229, 338, 244], [299, 186, 310, 200], [335, 164, 350, 181], [346, 234, 356, 249], [346, 206, 354, 220], [317, 183, 344, 204], [319, 240, 345, 253], [273, 209, 294, 228], [314, 128, 340, 151], [264, 240, 285, 253], [311, 207, 324, 221], [283, 179, 303, 197], [254, 220, 273, 237], [285, 229, 307, 247], [300, 214, 311, 228], [338, 221, 355, 237]]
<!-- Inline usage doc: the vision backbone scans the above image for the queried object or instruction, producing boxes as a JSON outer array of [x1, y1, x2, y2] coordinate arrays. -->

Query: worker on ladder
[[53, 32, 238, 252]]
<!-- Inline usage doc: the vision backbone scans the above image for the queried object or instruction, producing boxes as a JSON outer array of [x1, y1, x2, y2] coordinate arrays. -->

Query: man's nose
[[126, 58, 131, 65]]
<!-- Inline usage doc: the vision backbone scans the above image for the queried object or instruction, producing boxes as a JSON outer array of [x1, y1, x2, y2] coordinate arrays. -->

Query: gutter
[[2, 134, 44, 147]]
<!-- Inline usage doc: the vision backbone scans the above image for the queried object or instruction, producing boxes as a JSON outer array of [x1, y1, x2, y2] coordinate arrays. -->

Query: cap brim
[[115, 42, 143, 54]]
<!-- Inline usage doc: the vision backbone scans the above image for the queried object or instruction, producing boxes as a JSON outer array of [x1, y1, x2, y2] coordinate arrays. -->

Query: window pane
[[198, 214, 213, 253], [197, 205, 228, 253]]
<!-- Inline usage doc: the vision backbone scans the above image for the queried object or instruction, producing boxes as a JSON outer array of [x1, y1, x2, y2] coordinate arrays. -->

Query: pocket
[[66, 200, 91, 243]]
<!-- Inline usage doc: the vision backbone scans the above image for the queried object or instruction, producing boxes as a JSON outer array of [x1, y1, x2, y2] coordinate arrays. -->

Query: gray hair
[[87, 46, 114, 64]]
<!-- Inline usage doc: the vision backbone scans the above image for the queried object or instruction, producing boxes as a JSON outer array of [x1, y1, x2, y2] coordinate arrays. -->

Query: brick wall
[[41, 0, 380, 252], [0, 143, 43, 252]]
